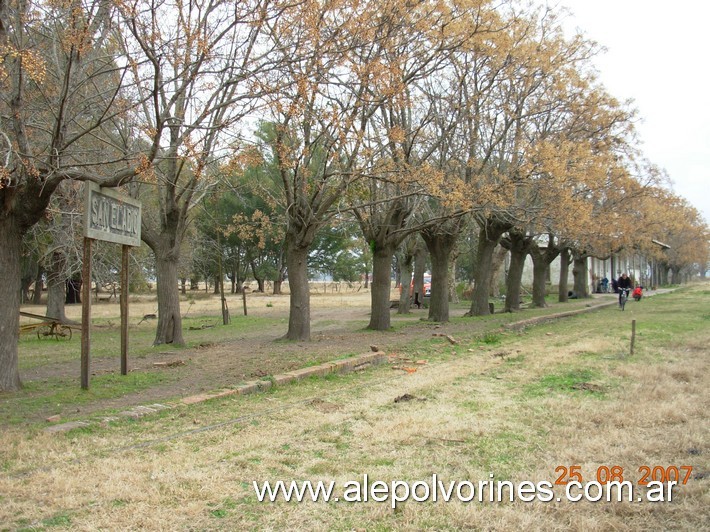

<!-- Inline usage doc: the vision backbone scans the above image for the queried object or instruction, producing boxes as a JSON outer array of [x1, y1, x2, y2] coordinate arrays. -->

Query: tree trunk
[[285, 241, 311, 340], [229, 269, 237, 293], [21, 276, 34, 304], [501, 231, 527, 312], [505, 246, 526, 312], [412, 245, 427, 308], [530, 259, 549, 308], [46, 251, 68, 322], [66, 277, 82, 304], [0, 220, 23, 391], [422, 231, 456, 322], [217, 239, 229, 325], [426, 240, 451, 322], [368, 246, 394, 330], [180, 278, 187, 295], [489, 245, 507, 298], [32, 269, 44, 305], [670, 266, 679, 284], [449, 257, 459, 304], [154, 256, 184, 345], [529, 239, 559, 308], [558, 249, 570, 302], [397, 256, 413, 314], [469, 221, 508, 316], [572, 255, 590, 298], [273, 253, 286, 295], [251, 261, 265, 292], [658, 263, 669, 285], [394, 256, 401, 289]]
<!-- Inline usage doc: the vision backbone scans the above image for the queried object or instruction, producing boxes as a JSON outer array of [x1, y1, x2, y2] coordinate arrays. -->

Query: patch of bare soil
[[18, 303, 466, 421]]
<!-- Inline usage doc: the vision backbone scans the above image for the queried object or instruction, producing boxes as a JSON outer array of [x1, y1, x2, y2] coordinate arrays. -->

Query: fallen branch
[[432, 333, 459, 345], [137, 313, 157, 325], [153, 360, 185, 368]]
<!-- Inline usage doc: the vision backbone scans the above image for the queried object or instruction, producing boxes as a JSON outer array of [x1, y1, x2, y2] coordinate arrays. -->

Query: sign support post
[[121, 245, 130, 375], [81, 238, 92, 390]]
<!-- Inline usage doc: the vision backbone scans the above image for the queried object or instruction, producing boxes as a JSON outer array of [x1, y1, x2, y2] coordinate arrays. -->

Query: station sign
[[83, 182, 141, 247]]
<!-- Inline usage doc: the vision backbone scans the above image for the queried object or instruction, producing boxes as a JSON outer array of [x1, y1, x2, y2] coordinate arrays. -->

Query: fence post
[[242, 285, 248, 316]]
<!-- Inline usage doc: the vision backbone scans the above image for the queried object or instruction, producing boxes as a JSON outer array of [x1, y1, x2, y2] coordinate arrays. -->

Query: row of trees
[[2, 0, 708, 391]]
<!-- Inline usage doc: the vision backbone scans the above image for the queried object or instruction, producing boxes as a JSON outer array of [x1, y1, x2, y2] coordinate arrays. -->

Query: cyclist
[[617, 273, 632, 307]]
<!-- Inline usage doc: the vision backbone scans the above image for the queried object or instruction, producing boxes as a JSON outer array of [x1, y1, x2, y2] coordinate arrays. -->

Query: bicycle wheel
[[57, 325, 73, 341], [620, 296, 626, 311], [37, 324, 52, 340]]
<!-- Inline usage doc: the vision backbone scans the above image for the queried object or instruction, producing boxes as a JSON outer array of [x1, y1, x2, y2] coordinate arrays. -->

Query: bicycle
[[619, 288, 629, 311]]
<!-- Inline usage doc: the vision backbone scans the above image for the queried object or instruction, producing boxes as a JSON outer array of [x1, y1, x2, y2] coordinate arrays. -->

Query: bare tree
[[116, 0, 276, 345], [261, 0, 418, 340], [351, 0, 501, 329], [0, 0, 159, 391]]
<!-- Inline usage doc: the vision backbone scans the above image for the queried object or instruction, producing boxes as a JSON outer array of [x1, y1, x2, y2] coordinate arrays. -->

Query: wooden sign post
[[82, 183, 141, 389], [81, 238, 92, 390]]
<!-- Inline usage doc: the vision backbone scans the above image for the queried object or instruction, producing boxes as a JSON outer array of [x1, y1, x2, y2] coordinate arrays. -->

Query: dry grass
[[2, 285, 708, 530], [20, 282, 377, 325]]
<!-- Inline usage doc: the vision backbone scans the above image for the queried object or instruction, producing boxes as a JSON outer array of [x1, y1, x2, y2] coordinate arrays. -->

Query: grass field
[[7, 288, 618, 426], [1, 284, 708, 530]]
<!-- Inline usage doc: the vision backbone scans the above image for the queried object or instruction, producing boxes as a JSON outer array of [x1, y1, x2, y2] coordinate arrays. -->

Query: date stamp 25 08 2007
[[554, 465, 693, 486]]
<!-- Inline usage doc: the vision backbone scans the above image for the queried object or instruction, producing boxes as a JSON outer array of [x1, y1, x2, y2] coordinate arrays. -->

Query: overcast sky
[[554, 0, 710, 224]]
